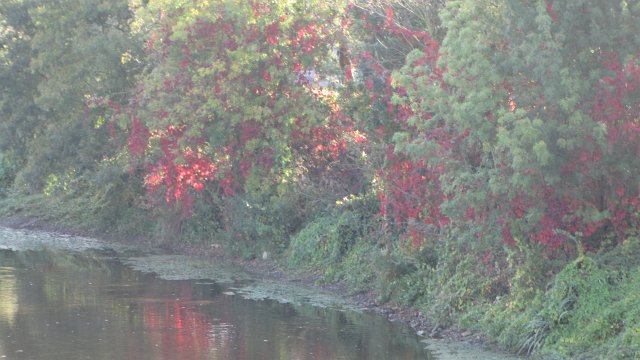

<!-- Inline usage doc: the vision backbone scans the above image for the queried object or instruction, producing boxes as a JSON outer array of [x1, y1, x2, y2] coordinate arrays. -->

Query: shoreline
[[0, 214, 508, 356]]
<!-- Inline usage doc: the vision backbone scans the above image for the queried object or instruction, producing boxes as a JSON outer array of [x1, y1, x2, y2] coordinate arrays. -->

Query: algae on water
[[122, 255, 360, 311], [121, 255, 254, 283], [230, 280, 362, 311]]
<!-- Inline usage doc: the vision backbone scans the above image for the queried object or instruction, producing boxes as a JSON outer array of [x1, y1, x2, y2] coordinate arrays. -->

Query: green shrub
[[286, 194, 381, 289], [507, 252, 640, 359], [0, 152, 19, 198]]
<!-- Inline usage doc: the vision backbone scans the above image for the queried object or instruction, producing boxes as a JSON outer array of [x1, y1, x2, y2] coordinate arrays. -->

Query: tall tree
[[0, 0, 42, 191], [120, 0, 366, 217], [390, 0, 640, 253], [6, 0, 142, 192]]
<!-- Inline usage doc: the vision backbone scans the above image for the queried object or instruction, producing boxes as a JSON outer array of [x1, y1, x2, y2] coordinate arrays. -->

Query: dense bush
[[0, 152, 18, 198], [2, 1, 640, 358]]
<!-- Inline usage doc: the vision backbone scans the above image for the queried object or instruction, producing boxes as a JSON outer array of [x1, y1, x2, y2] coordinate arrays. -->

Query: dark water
[[0, 228, 433, 360]]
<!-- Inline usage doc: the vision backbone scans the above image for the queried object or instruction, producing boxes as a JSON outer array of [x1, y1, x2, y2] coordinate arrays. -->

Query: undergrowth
[[2, 187, 639, 359]]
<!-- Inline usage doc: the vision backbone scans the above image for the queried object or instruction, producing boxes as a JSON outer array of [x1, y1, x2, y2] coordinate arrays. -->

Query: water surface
[[0, 227, 519, 360], [0, 227, 431, 359]]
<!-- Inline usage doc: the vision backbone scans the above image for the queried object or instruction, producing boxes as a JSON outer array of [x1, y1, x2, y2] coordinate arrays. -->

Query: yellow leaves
[[196, 0, 210, 9], [305, 86, 341, 112], [335, 193, 364, 206], [144, 168, 165, 188], [120, 51, 133, 64], [189, 0, 212, 18], [94, 116, 105, 129]]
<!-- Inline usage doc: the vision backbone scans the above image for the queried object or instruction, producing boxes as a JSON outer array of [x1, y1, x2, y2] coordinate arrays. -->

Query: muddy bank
[[0, 214, 514, 358]]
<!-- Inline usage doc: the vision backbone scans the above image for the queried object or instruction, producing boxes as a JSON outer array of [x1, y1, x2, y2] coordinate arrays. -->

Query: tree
[[4, 0, 142, 192], [120, 0, 368, 224], [0, 0, 43, 189], [391, 0, 640, 254]]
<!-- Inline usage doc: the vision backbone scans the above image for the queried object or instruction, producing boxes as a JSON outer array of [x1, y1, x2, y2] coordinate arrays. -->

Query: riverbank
[[0, 213, 498, 355], [3, 191, 639, 359]]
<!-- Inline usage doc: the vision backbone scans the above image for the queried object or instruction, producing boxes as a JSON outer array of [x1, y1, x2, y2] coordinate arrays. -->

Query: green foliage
[[29, 0, 141, 113], [0, 0, 42, 173], [0, 0, 143, 193], [391, 0, 640, 254], [2, 1, 640, 358], [0, 151, 18, 198], [465, 249, 640, 359], [287, 194, 380, 289], [519, 255, 638, 358]]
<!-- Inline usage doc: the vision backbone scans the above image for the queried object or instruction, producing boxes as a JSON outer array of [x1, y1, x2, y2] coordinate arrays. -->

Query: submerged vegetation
[[2, 0, 640, 357]]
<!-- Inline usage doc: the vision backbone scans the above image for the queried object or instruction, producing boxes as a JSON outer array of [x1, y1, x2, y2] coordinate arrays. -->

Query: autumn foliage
[[112, 0, 640, 259], [3, 1, 640, 357], [115, 1, 368, 223]]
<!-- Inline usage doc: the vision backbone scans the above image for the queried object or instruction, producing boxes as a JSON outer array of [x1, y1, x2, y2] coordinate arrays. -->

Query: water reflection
[[0, 248, 432, 359], [0, 267, 17, 326]]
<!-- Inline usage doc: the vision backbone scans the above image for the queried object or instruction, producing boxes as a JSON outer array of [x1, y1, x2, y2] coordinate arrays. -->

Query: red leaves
[[292, 24, 320, 53], [380, 7, 438, 49], [378, 146, 448, 247], [356, 9, 448, 248], [546, 2, 558, 21], [239, 120, 262, 145], [143, 125, 217, 217], [218, 173, 236, 197], [120, 1, 363, 223], [264, 22, 279, 45], [592, 56, 640, 147], [344, 66, 353, 82], [291, 120, 349, 166], [537, 214, 564, 249], [365, 78, 374, 91], [385, 8, 394, 25], [128, 115, 149, 159], [126, 1, 640, 259], [502, 225, 516, 247]]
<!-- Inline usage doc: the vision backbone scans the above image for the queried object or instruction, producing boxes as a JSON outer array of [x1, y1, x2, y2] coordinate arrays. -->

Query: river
[[0, 226, 518, 360]]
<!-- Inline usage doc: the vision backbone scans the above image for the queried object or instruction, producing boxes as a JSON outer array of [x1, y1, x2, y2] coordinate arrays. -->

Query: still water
[[0, 227, 432, 360], [0, 227, 521, 360]]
